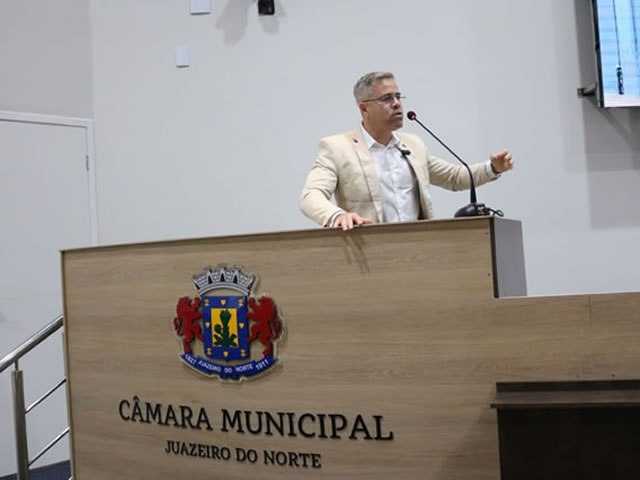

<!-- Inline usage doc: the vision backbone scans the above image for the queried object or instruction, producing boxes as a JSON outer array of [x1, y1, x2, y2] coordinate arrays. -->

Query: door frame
[[0, 110, 98, 245]]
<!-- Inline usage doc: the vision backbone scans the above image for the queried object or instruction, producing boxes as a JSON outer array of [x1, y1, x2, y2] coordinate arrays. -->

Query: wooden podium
[[61, 218, 640, 479]]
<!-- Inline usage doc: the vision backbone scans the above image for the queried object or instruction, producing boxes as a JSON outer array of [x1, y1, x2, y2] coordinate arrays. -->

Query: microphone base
[[454, 203, 490, 218]]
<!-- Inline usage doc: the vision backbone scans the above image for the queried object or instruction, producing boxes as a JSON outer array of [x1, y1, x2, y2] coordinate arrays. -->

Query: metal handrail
[[27, 378, 67, 413], [1, 315, 68, 480], [0, 315, 64, 373], [29, 427, 70, 467]]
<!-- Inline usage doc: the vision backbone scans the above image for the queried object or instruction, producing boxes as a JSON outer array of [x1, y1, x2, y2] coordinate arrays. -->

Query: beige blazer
[[300, 127, 496, 226]]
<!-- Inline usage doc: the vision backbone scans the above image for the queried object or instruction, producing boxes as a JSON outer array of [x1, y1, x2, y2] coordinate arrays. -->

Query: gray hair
[[353, 72, 395, 103]]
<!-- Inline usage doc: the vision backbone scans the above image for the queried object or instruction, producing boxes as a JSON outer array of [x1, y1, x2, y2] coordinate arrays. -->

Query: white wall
[[89, 0, 640, 296], [0, 0, 93, 117]]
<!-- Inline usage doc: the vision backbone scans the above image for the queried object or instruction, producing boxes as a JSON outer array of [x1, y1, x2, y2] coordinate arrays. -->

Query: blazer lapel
[[349, 128, 383, 222]]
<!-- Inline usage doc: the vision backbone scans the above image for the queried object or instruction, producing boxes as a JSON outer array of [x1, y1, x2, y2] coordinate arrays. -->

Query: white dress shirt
[[360, 126, 420, 223]]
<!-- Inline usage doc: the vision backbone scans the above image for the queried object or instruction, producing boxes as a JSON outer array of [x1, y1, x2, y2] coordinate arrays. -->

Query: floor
[[0, 461, 71, 480]]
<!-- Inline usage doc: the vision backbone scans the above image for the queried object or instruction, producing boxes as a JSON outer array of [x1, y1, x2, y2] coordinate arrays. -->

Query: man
[[299, 72, 514, 230]]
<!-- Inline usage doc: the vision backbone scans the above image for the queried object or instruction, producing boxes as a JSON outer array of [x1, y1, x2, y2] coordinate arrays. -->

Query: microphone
[[395, 145, 411, 157], [406, 110, 498, 218]]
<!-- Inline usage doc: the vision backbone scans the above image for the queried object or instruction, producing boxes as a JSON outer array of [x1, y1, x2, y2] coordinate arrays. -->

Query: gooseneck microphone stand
[[406, 111, 502, 218]]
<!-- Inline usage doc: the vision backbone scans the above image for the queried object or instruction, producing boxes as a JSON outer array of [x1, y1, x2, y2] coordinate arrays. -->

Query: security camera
[[257, 0, 275, 15]]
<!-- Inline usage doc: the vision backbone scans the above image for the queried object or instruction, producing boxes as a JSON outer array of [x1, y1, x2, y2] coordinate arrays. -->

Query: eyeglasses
[[362, 93, 405, 105]]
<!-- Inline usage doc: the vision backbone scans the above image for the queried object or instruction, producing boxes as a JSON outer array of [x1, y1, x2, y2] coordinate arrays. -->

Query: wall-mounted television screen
[[591, 0, 640, 107]]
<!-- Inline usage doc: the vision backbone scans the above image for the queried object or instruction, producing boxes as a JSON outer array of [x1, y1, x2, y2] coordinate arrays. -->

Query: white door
[[0, 114, 95, 475]]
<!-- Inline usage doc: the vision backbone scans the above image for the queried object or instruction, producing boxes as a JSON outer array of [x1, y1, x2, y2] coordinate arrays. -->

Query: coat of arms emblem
[[172, 265, 285, 381]]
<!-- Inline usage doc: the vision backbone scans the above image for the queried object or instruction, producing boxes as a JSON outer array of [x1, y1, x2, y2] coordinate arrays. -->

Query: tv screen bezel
[[589, 0, 640, 108]]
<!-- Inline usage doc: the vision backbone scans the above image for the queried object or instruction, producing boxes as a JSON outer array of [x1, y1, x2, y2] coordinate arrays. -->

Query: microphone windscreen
[[407, 111, 417, 121]]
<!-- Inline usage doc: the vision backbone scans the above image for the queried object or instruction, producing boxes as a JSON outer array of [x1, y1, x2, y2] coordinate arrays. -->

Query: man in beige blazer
[[300, 72, 514, 230]]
